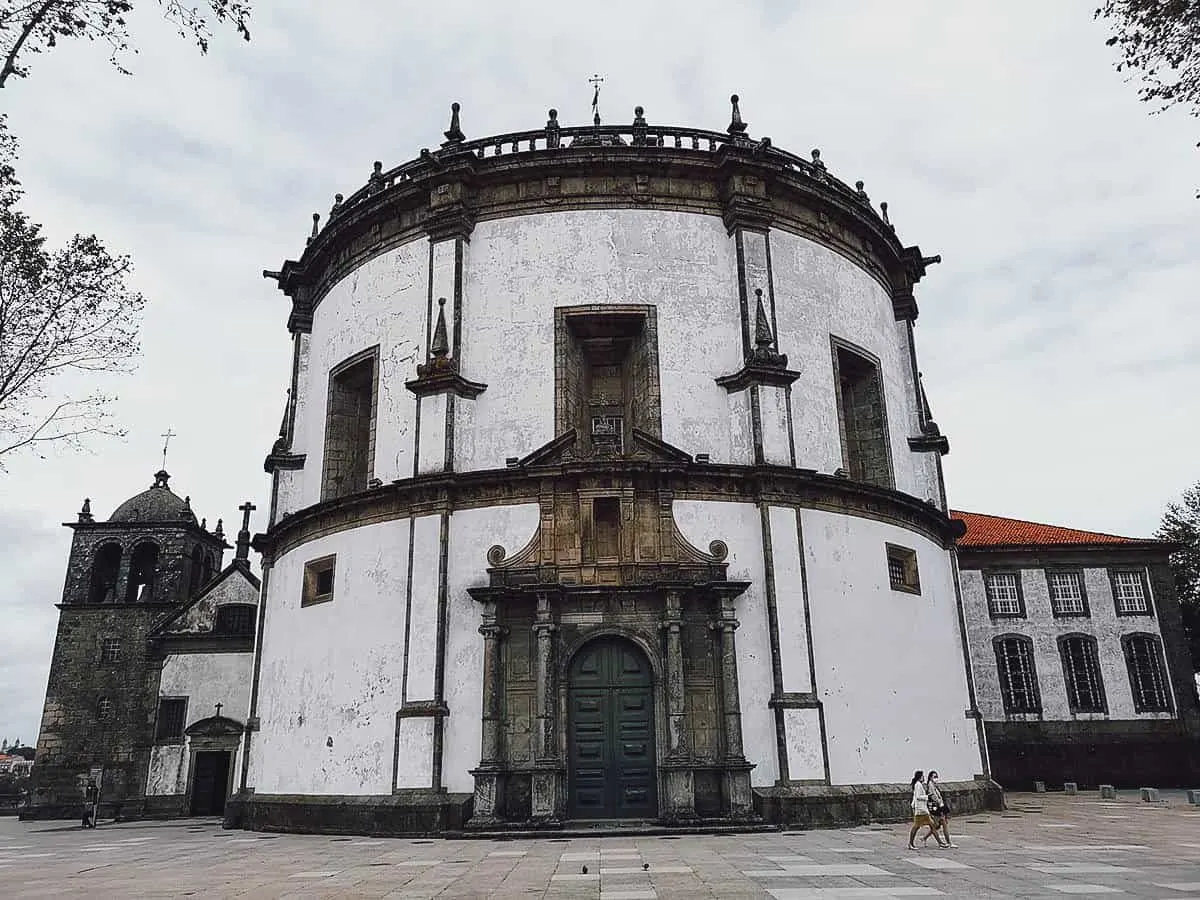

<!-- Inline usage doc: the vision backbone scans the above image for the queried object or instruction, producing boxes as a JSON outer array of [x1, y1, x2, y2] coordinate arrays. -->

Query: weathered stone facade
[[233, 97, 999, 836], [955, 511, 1200, 791], [26, 475, 260, 822]]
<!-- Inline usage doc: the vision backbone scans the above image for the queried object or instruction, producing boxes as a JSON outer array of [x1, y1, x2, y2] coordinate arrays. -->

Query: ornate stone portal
[[466, 433, 753, 826]]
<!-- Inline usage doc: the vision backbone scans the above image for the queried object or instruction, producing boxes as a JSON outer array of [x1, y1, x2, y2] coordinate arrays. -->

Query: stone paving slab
[[1, 791, 1200, 897]]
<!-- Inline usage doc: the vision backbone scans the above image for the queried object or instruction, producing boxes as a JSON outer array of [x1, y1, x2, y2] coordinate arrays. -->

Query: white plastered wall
[[441, 503, 541, 793], [146, 652, 251, 797], [769, 233, 925, 497], [801, 509, 982, 783], [289, 241, 429, 510], [248, 520, 410, 795], [455, 209, 745, 470]]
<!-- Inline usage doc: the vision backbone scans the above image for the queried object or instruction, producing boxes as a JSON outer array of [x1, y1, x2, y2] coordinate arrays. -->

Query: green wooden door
[[567, 638, 657, 819]]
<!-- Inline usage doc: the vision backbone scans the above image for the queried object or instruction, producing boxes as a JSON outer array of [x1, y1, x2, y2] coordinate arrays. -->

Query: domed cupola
[[108, 470, 198, 524]]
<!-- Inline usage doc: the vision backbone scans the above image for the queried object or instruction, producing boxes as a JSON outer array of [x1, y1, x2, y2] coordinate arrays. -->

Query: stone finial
[[183, 495, 192, 511], [330, 193, 344, 217], [77, 498, 93, 523], [307, 212, 320, 245], [442, 101, 465, 147], [880, 201, 891, 227], [749, 288, 788, 367], [810, 148, 827, 176], [368, 160, 383, 194], [727, 94, 748, 139], [214, 518, 225, 541], [545, 108, 561, 149], [200, 517, 207, 531], [236, 501, 256, 562], [855, 180, 870, 203], [631, 105, 648, 146], [430, 297, 450, 359]]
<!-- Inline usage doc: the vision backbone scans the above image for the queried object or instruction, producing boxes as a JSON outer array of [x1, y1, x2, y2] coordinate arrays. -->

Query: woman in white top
[[926, 770, 957, 848], [907, 770, 944, 849]]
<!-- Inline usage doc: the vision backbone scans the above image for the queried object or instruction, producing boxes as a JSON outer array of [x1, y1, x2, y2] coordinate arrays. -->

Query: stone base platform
[[753, 778, 1003, 828], [223, 790, 473, 836]]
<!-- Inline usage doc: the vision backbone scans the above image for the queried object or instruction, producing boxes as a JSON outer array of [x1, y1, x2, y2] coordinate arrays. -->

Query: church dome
[[108, 470, 197, 524]]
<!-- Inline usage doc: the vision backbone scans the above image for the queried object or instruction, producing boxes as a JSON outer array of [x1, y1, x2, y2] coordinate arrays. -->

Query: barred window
[[985, 572, 1023, 617], [214, 604, 256, 636], [1123, 634, 1171, 713], [1113, 570, 1150, 615], [994, 636, 1041, 714], [99, 638, 121, 664], [155, 698, 187, 742], [96, 696, 112, 720], [1048, 571, 1087, 616], [1059, 635, 1106, 713]]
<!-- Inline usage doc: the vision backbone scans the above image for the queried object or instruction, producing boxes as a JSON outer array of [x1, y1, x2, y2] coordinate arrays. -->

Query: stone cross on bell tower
[[235, 501, 256, 562]]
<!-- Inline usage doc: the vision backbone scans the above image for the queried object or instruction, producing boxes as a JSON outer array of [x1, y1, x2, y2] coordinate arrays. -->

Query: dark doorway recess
[[567, 637, 657, 819], [190, 751, 231, 816]]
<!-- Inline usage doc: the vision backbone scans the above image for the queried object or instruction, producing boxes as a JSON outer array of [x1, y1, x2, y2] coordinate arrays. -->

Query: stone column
[[531, 593, 560, 821], [469, 602, 504, 825], [714, 597, 755, 818], [660, 589, 696, 822]]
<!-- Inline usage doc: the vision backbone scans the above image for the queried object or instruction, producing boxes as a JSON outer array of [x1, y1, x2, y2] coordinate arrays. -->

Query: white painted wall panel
[[442, 503, 541, 793], [783, 708, 825, 780], [406, 515, 443, 702], [673, 499, 779, 785], [416, 393, 448, 475], [800, 509, 982, 783], [769, 505, 811, 694], [249, 519, 409, 795], [458, 210, 743, 469], [769, 234, 923, 497], [294, 241, 428, 506], [759, 386, 792, 466]]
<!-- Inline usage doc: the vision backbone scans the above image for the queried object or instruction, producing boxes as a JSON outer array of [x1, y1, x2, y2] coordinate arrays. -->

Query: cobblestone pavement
[[2, 791, 1200, 898]]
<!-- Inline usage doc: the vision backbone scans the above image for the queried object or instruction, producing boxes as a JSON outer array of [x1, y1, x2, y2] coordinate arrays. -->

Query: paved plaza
[[1, 792, 1200, 898]]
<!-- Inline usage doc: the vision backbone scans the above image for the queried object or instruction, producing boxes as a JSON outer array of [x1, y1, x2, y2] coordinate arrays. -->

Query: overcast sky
[[1, 0, 1197, 744]]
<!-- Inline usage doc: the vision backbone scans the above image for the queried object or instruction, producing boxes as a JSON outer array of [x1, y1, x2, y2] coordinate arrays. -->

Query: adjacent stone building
[[231, 96, 998, 834], [25, 474, 259, 820], [956, 510, 1200, 790]]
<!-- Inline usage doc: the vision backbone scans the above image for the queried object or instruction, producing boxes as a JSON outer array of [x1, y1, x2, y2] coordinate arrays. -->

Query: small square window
[[1047, 570, 1088, 617], [96, 696, 112, 720], [1112, 569, 1151, 615], [99, 638, 121, 664], [886, 544, 920, 594], [302, 555, 337, 607], [985, 572, 1024, 617], [155, 698, 187, 742]]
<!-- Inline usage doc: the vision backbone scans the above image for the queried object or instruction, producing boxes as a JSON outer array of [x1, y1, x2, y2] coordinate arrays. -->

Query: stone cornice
[[253, 460, 965, 563], [266, 123, 937, 330]]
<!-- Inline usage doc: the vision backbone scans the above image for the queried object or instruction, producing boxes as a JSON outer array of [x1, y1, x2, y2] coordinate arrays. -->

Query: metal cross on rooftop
[[238, 500, 257, 532], [160, 429, 176, 469], [589, 73, 605, 125], [214, 702, 223, 717]]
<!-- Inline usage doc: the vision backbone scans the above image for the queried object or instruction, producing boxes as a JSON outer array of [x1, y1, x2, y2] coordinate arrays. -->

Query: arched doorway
[[567, 637, 657, 819]]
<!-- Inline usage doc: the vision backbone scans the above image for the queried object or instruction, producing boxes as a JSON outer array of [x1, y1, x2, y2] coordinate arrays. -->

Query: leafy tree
[[1157, 480, 1200, 672], [0, 0, 251, 90], [0, 117, 144, 467], [1096, 1, 1200, 116]]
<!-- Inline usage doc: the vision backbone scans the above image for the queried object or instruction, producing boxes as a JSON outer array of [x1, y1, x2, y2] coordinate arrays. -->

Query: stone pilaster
[[531, 593, 560, 821], [469, 604, 504, 825], [714, 598, 755, 818], [660, 589, 696, 822]]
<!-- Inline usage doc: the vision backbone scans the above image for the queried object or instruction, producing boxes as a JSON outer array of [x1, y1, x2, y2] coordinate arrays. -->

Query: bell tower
[[25, 471, 228, 820]]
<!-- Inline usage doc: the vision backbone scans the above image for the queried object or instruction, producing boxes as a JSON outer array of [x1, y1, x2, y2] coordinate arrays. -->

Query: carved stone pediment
[[513, 429, 693, 468], [472, 474, 730, 594]]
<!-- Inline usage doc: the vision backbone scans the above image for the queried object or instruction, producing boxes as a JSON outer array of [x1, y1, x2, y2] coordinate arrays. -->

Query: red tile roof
[[951, 510, 1156, 548]]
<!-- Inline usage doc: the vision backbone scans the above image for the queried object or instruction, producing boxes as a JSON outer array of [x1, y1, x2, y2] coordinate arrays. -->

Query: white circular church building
[[231, 97, 998, 833]]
